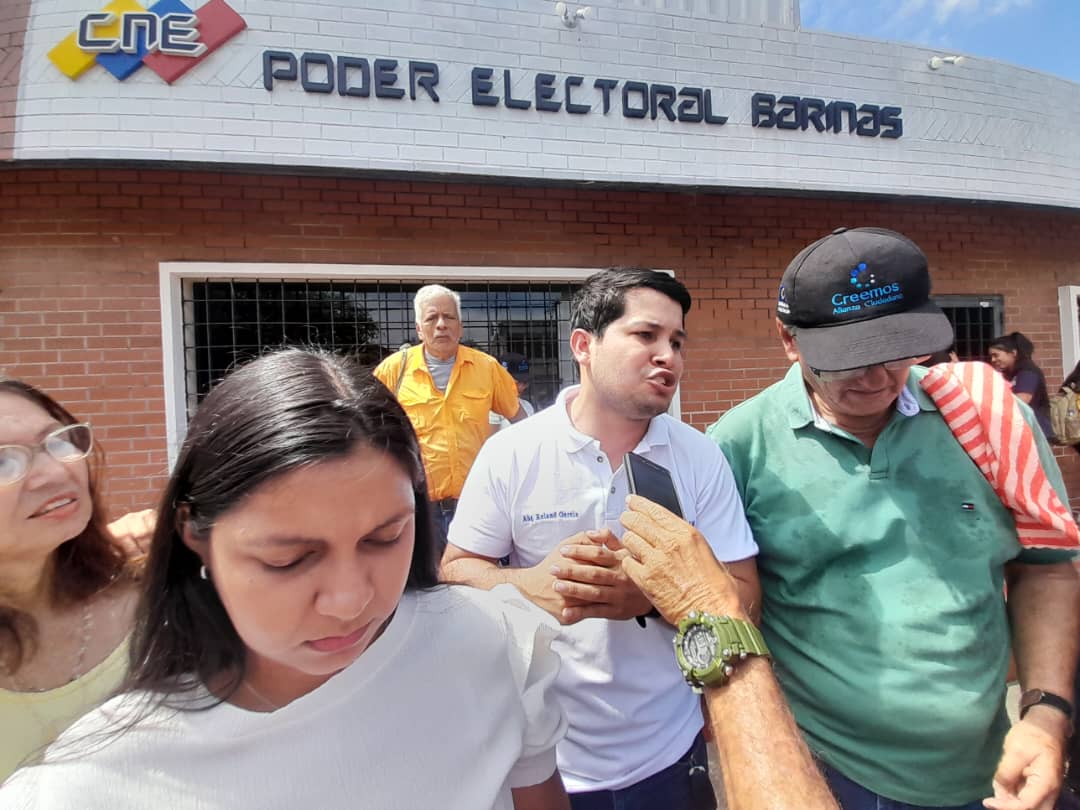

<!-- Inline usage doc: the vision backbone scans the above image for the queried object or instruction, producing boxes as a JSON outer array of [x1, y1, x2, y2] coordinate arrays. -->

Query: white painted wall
[[15, 0, 1080, 210]]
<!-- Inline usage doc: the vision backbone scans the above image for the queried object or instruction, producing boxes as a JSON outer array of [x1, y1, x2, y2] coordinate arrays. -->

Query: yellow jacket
[[374, 344, 520, 500]]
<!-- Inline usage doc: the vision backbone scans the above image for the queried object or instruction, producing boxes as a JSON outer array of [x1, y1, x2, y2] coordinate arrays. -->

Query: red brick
[[1, 165, 1079, 512]]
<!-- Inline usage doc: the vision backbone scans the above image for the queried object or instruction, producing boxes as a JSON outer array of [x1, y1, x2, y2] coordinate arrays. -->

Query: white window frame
[[159, 262, 682, 466], [1059, 285, 1080, 379]]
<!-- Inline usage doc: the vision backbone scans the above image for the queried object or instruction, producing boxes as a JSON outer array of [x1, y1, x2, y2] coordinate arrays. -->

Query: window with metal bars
[[182, 279, 580, 421], [931, 295, 1004, 361]]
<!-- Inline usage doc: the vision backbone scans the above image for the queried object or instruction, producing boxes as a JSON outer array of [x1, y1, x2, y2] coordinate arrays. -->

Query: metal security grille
[[932, 295, 1004, 361], [182, 279, 580, 420]]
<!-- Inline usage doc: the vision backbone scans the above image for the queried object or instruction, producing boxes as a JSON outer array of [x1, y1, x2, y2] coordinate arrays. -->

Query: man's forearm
[[707, 659, 838, 810], [440, 553, 526, 592], [1008, 561, 1080, 728], [687, 595, 837, 810]]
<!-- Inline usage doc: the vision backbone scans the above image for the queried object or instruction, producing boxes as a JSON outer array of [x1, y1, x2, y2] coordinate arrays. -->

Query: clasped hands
[[525, 528, 651, 625]]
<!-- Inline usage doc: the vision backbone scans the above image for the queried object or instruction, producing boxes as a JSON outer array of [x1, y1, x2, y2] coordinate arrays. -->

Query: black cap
[[499, 352, 530, 382], [776, 227, 954, 372]]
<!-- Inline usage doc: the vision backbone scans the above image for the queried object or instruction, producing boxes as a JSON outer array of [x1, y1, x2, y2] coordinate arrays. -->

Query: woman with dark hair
[[989, 331, 1053, 439], [0, 380, 140, 780], [1, 349, 568, 809]]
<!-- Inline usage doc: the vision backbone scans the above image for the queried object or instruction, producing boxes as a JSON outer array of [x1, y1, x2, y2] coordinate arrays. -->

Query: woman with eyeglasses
[[0, 380, 140, 781], [0, 349, 569, 809]]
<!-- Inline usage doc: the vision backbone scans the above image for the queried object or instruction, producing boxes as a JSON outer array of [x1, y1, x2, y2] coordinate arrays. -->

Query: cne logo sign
[[49, 0, 245, 85], [77, 12, 206, 57]]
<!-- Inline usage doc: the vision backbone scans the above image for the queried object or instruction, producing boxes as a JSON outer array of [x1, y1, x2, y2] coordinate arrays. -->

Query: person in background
[[374, 285, 525, 546], [0, 349, 568, 809], [442, 268, 759, 810], [989, 331, 1053, 439], [490, 353, 535, 433], [0, 380, 141, 781], [708, 228, 1079, 810], [1062, 359, 1080, 395], [922, 344, 958, 366], [1058, 360, 1080, 463]]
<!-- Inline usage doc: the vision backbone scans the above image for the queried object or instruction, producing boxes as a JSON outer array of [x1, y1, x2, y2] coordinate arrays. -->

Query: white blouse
[[0, 585, 566, 810]]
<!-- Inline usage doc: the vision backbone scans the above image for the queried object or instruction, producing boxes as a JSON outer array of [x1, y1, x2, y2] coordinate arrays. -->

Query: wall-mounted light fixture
[[555, 1, 591, 27], [928, 55, 966, 70]]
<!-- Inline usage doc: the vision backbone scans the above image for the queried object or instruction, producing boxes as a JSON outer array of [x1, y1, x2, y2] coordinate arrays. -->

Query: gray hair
[[413, 284, 462, 324]]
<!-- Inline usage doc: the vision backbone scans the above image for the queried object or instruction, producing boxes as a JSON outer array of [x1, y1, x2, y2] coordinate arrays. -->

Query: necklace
[[241, 678, 280, 712], [71, 601, 93, 681], [3, 602, 93, 693]]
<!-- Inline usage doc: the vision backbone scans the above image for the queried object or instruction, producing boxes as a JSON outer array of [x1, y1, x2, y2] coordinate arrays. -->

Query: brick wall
[[2, 165, 1080, 515]]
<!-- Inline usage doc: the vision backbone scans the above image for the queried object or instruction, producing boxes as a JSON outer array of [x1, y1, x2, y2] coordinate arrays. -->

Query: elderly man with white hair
[[374, 284, 525, 545]]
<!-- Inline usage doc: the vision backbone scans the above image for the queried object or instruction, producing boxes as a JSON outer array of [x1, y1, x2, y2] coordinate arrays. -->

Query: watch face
[[681, 625, 718, 670]]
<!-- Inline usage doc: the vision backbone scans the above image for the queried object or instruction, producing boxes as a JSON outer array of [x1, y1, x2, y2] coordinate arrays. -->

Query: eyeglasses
[[0, 423, 93, 487], [809, 356, 930, 383]]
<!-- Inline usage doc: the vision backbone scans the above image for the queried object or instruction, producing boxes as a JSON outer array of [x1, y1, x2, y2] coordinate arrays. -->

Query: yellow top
[[374, 345, 520, 501], [0, 637, 129, 782]]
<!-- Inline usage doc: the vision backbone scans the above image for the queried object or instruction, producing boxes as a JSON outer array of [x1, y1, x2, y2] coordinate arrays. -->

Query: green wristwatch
[[673, 611, 770, 693]]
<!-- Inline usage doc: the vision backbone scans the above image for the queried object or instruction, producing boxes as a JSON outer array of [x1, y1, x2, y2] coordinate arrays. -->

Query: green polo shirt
[[707, 363, 1074, 806]]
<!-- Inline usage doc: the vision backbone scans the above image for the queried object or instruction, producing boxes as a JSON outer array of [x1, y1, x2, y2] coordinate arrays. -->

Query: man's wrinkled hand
[[618, 495, 743, 624], [552, 530, 653, 623], [983, 717, 1066, 810]]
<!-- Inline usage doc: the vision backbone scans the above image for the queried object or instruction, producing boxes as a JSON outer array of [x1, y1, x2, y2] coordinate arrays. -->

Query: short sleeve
[[706, 415, 750, 505], [1011, 369, 1040, 397], [490, 362, 520, 420], [372, 354, 396, 390], [447, 438, 515, 558], [487, 585, 567, 789], [691, 439, 758, 563]]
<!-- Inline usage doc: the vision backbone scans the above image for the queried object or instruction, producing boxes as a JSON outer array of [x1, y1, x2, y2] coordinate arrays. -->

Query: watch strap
[[676, 612, 769, 692], [1019, 689, 1074, 723], [722, 615, 770, 657]]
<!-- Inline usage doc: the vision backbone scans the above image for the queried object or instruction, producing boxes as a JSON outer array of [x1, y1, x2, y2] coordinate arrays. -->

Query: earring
[[199, 565, 208, 580]]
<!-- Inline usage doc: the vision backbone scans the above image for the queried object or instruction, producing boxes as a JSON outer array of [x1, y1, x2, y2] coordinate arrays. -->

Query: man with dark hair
[[441, 268, 760, 810], [708, 227, 1080, 810], [567, 268, 693, 337]]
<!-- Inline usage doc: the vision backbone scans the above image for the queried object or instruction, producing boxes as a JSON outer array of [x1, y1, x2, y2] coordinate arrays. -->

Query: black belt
[[433, 498, 458, 511]]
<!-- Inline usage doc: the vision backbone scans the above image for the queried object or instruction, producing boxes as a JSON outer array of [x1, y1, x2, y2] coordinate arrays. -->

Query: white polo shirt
[[449, 386, 758, 793]]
